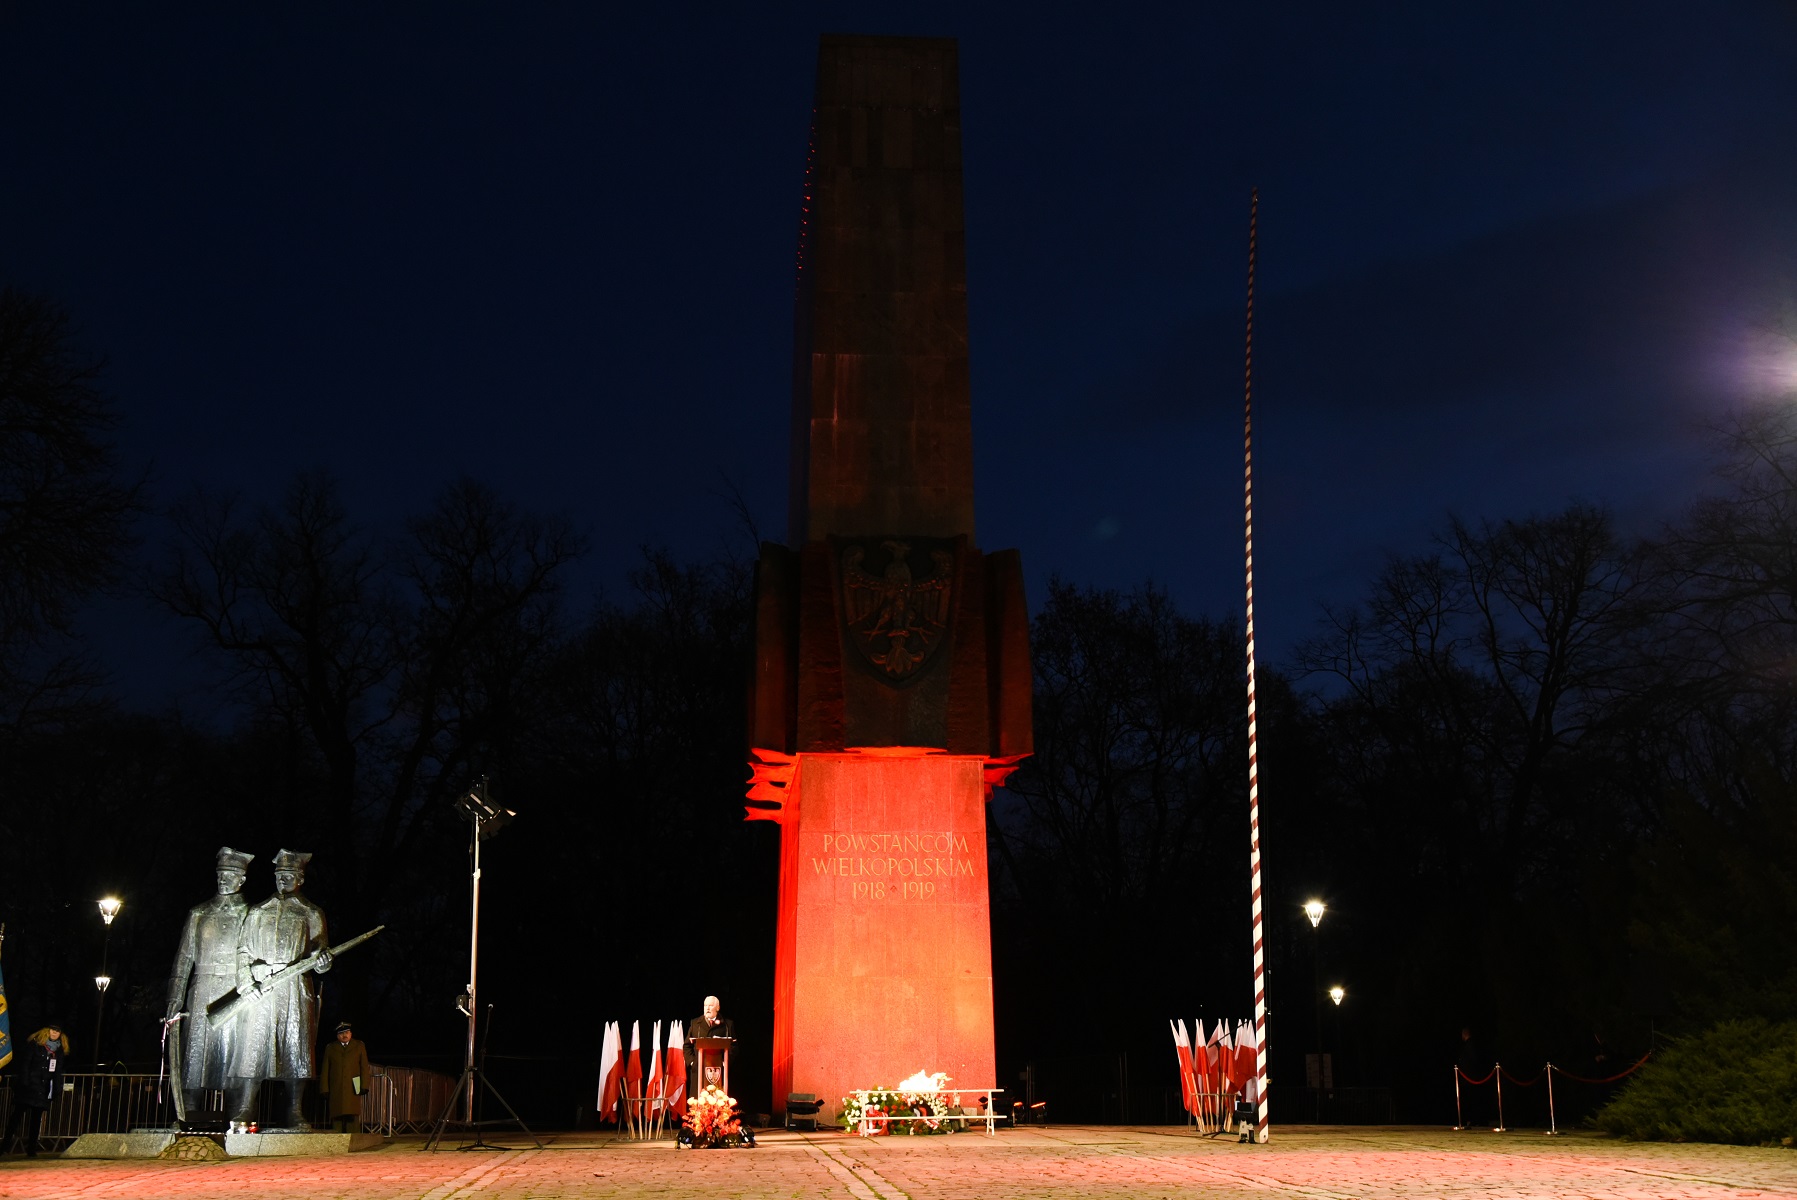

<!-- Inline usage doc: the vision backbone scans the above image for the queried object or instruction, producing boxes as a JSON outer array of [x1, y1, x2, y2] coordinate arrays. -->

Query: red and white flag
[[1236, 1020, 1260, 1106], [1180, 1019, 1195, 1110], [646, 1020, 664, 1109], [1216, 1022, 1237, 1094], [1170, 1020, 1196, 1114], [625, 1020, 643, 1100], [598, 1021, 622, 1121], [1191, 1020, 1207, 1096], [665, 1021, 687, 1117]]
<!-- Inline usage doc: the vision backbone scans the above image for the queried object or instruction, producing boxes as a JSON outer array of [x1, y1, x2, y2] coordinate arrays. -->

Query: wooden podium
[[691, 1036, 734, 1097]]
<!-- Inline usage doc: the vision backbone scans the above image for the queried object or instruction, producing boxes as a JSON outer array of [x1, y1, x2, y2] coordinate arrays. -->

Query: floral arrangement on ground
[[841, 1071, 966, 1135], [682, 1084, 749, 1148]]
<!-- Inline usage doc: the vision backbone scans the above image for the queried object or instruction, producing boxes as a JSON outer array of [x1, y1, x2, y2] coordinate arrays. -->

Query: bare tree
[[152, 472, 583, 921], [1001, 579, 1246, 910], [1666, 408, 1797, 705], [991, 579, 1254, 1049], [0, 287, 140, 726], [1301, 505, 1654, 892]]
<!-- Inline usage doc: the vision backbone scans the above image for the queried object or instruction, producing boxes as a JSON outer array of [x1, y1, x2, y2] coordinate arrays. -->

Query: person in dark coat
[[1456, 1027, 1491, 1129], [316, 1021, 371, 1132], [685, 995, 735, 1099], [4, 1024, 68, 1157]]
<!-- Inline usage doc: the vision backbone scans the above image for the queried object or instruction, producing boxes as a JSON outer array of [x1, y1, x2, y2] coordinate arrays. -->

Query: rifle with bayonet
[[206, 925, 385, 1030], [162, 1011, 187, 1121]]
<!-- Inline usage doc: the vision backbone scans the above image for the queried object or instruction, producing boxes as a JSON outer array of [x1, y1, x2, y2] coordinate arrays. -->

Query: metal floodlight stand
[[426, 778, 541, 1152]]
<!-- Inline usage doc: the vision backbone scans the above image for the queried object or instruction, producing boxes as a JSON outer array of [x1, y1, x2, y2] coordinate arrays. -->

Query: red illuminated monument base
[[766, 751, 996, 1120]]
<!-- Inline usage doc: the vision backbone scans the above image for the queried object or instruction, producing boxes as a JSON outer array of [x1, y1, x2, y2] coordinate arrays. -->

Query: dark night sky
[[5, 2, 1796, 710]]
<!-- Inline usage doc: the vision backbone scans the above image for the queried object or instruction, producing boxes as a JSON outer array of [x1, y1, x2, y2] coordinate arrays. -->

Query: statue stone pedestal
[[64, 1129, 382, 1158], [63, 1131, 177, 1159], [223, 1130, 382, 1155]]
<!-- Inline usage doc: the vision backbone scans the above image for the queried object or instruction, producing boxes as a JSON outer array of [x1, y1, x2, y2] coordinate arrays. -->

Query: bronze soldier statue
[[166, 846, 256, 1122], [231, 848, 332, 1128]]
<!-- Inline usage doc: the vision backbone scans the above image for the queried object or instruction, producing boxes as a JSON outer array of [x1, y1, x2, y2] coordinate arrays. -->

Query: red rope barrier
[[1549, 1053, 1651, 1085], [1460, 1052, 1649, 1093]]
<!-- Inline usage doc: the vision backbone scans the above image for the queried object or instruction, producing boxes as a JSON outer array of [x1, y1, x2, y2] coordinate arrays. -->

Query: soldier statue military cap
[[271, 849, 313, 871], [216, 846, 255, 871]]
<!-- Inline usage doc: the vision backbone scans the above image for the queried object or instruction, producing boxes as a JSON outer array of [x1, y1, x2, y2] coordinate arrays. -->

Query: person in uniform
[[317, 1020, 371, 1132], [231, 848, 331, 1128], [166, 846, 255, 1122], [685, 995, 735, 1097]]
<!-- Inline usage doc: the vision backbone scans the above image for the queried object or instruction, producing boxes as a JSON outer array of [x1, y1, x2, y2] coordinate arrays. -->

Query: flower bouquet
[[842, 1071, 962, 1136], [682, 1084, 751, 1148]]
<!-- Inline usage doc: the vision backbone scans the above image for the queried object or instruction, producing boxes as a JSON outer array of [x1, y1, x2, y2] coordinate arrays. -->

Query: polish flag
[[625, 1020, 643, 1102], [598, 1021, 623, 1122], [1229, 1020, 1257, 1099], [1216, 1022, 1236, 1094], [1237, 1020, 1261, 1106], [646, 1020, 664, 1112], [1170, 1021, 1196, 1114], [1191, 1020, 1207, 1096], [1190, 1019, 1211, 1110], [665, 1021, 687, 1117], [1184, 1020, 1203, 1113]]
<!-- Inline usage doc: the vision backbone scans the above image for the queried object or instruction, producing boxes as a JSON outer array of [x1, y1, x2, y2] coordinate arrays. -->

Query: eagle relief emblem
[[839, 538, 957, 683]]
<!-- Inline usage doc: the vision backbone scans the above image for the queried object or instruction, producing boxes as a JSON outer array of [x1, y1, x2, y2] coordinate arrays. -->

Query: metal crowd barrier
[[1, 1063, 455, 1147], [1, 1073, 177, 1149], [360, 1065, 458, 1134]]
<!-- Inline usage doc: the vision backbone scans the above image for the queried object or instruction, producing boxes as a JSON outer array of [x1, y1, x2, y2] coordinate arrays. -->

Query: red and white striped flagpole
[[1242, 187, 1270, 1144]]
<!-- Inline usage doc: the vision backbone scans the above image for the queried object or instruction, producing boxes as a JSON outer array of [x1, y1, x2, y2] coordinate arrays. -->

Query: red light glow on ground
[[4, 1127, 1795, 1200]]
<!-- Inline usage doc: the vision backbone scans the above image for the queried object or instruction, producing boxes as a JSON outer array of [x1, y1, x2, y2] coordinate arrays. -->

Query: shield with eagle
[[838, 538, 958, 683]]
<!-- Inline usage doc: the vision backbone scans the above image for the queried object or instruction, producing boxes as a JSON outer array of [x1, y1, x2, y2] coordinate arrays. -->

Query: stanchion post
[[1494, 1063, 1506, 1132], [1545, 1063, 1557, 1135], [1453, 1066, 1463, 1130]]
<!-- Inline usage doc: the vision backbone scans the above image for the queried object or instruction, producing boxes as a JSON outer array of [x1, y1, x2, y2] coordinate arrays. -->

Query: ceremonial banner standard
[[0, 926, 12, 1071], [747, 35, 1033, 1121]]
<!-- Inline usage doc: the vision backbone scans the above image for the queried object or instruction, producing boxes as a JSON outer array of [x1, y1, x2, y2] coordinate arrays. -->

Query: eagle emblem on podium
[[839, 539, 956, 682]]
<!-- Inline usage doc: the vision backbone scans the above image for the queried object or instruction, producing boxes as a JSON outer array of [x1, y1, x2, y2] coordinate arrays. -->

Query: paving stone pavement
[[3, 1126, 1795, 1200]]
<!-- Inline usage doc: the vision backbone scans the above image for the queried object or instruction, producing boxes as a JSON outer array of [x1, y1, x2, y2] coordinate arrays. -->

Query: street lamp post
[[1328, 986, 1345, 1091], [94, 897, 121, 1068], [1304, 899, 1326, 1120]]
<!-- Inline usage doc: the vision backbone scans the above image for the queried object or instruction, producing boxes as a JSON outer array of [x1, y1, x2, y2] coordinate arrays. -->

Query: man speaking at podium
[[686, 995, 734, 1097]]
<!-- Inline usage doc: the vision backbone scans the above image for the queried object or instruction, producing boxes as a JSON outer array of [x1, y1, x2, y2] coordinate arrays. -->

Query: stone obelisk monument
[[747, 34, 1032, 1120]]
